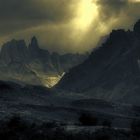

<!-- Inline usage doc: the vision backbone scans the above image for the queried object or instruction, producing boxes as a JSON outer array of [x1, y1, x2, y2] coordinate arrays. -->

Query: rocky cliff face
[[56, 19, 140, 105], [0, 40, 28, 65], [0, 37, 87, 87]]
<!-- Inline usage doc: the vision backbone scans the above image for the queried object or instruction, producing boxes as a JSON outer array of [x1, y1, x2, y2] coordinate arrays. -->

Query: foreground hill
[[56, 19, 140, 105]]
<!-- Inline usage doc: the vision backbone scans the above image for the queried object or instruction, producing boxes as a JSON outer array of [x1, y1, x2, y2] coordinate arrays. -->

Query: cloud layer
[[0, 0, 140, 53]]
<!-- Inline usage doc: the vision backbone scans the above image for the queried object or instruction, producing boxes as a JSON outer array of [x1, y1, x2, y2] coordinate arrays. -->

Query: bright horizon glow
[[73, 0, 98, 32], [129, 0, 140, 2]]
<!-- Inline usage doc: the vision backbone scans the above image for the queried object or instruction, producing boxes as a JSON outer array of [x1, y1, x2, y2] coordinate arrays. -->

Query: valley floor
[[0, 88, 140, 129], [0, 82, 140, 139]]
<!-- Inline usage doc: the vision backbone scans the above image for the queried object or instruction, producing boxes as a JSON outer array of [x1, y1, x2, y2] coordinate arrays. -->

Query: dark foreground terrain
[[0, 115, 140, 140], [1, 81, 140, 139]]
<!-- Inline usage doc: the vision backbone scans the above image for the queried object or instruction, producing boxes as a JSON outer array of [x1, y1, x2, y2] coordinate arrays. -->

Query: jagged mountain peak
[[0, 39, 28, 64], [28, 36, 40, 58], [30, 36, 39, 49], [134, 19, 140, 37], [29, 36, 39, 50], [3, 39, 26, 47], [0, 37, 88, 87]]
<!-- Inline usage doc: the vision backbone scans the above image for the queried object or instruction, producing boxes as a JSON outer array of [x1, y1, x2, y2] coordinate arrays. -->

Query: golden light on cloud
[[129, 0, 140, 2], [73, 0, 98, 31]]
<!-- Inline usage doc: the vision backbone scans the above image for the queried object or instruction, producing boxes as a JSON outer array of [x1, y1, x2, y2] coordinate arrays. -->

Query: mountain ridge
[[56, 19, 140, 105], [0, 37, 87, 87]]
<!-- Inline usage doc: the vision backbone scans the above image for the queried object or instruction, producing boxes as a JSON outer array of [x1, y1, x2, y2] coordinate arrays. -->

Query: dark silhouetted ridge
[[56, 19, 140, 105]]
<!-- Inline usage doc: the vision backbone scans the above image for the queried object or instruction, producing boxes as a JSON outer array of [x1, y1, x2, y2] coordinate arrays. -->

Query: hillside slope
[[56, 19, 140, 104]]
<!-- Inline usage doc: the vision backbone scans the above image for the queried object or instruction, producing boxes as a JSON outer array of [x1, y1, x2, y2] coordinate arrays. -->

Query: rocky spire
[[28, 36, 40, 58], [134, 19, 140, 38], [30, 36, 39, 50]]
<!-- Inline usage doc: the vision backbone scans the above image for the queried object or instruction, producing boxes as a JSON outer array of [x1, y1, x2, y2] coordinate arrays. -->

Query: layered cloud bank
[[0, 0, 140, 53]]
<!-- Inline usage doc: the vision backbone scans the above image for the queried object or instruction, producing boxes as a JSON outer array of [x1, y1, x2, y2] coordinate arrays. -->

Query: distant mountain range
[[56, 19, 140, 105], [0, 37, 87, 87]]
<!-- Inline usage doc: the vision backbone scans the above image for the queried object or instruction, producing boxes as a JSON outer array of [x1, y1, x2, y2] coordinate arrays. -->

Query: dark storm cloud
[[0, 0, 76, 21], [95, 0, 140, 28], [0, 0, 76, 35], [0, 0, 140, 53], [96, 0, 128, 20]]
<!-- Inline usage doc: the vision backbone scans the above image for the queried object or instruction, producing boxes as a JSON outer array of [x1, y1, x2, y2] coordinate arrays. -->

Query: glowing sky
[[73, 0, 98, 31], [0, 0, 140, 53], [129, 0, 140, 2]]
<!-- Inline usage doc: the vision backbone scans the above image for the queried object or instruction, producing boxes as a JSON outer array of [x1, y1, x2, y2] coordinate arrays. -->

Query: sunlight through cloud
[[73, 0, 98, 32]]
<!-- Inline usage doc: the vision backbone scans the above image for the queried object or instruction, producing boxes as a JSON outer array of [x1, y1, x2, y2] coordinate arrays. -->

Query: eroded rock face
[[56, 19, 140, 105], [0, 40, 28, 65]]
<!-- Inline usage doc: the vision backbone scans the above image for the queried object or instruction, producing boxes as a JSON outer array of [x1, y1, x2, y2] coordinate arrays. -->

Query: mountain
[[0, 39, 28, 64], [0, 37, 87, 87], [56, 19, 140, 105]]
